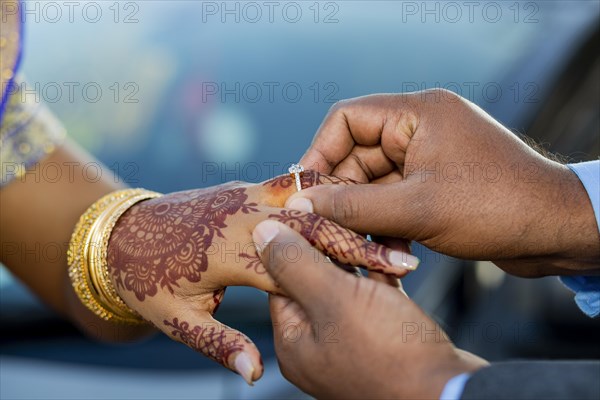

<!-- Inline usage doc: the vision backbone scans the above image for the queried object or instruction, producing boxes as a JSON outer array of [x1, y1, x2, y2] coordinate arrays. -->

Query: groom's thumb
[[285, 182, 420, 238]]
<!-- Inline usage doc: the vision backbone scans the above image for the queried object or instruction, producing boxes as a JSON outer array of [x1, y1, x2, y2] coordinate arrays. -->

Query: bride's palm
[[106, 171, 413, 382]]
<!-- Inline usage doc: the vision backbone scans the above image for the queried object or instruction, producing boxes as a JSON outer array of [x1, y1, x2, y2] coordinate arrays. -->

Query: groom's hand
[[253, 220, 487, 399], [289, 91, 600, 277]]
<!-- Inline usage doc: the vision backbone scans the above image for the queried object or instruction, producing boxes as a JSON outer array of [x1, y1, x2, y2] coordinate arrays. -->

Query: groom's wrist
[[551, 164, 600, 271]]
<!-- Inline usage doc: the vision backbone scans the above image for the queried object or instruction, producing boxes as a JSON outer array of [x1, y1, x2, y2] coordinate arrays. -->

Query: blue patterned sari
[[0, 0, 65, 187]]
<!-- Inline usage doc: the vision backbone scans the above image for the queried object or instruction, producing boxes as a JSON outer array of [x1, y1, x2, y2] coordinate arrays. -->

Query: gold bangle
[[67, 188, 162, 325]]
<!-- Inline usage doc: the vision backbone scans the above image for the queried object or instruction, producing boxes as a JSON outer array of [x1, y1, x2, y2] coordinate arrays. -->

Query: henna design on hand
[[108, 185, 259, 301], [239, 252, 266, 274], [212, 288, 226, 314], [105, 175, 401, 378], [164, 317, 244, 366], [254, 171, 399, 276], [269, 209, 396, 274]]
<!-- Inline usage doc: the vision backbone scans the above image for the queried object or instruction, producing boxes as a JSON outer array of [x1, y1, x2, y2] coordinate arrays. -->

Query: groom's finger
[[269, 294, 308, 330], [300, 94, 397, 174], [331, 145, 396, 183], [253, 220, 349, 317]]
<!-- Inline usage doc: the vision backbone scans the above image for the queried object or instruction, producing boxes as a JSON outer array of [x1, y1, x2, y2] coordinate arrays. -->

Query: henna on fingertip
[[162, 316, 261, 384]]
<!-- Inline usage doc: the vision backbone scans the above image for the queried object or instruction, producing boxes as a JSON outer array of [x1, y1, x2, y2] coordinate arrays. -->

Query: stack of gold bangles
[[67, 188, 161, 325]]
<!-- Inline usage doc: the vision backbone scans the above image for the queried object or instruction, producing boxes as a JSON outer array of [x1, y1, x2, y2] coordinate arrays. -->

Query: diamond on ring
[[288, 163, 304, 192]]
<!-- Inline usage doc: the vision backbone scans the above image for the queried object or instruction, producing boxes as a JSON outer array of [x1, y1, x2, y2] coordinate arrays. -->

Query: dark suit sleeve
[[461, 361, 600, 400]]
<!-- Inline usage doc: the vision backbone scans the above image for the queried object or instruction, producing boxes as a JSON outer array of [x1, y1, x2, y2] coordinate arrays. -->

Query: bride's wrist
[[67, 188, 161, 326]]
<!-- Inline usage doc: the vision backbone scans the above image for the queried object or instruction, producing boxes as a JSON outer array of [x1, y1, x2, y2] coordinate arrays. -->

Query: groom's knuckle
[[332, 186, 359, 225], [328, 99, 351, 117], [329, 100, 343, 113], [265, 243, 293, 279]]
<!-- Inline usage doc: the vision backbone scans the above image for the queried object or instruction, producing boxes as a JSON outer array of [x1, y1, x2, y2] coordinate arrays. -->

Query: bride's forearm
[[0, 139, 154, 341]]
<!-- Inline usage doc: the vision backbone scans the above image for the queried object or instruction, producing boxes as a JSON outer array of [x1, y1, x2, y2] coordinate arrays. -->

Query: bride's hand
[[106, 171, 417, 383]]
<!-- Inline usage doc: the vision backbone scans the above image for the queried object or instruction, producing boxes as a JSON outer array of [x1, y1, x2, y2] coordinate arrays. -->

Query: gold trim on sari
[[1, 77, 67, 185], [0, 0, 20, 104]]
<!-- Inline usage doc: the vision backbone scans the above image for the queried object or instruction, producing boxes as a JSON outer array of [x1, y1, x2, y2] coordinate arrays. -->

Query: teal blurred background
[[2, 1, 599, 399], [20, 0, 548, 190]]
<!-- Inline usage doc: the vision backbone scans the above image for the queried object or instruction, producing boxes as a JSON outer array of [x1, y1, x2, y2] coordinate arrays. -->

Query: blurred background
[[1, 0, 599, 398]]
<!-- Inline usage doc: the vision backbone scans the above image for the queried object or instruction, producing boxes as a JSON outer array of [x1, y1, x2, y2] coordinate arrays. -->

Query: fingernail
[[234, 352, 255, 386], [253, 220, 280, 254], [287, 197, 313, 213], [389, 251, 420, 270]]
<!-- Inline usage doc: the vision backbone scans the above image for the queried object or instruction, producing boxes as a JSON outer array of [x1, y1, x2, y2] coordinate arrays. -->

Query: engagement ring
[[288, 164, 304, 192]]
